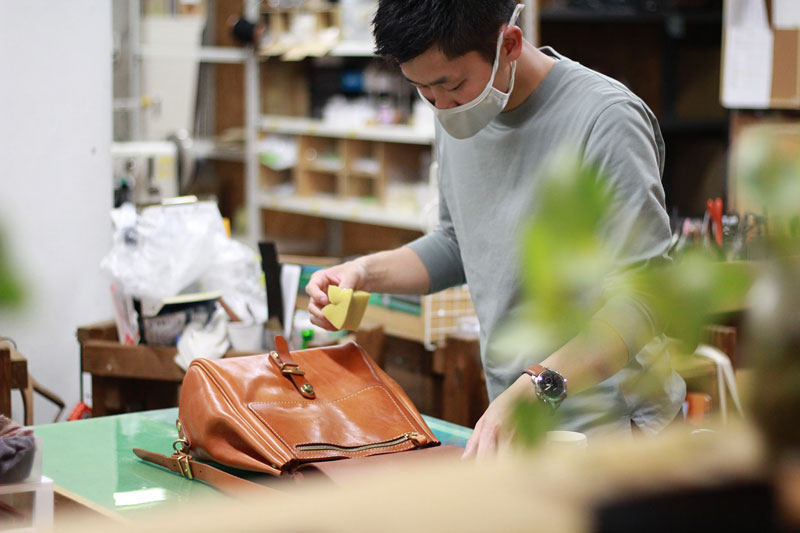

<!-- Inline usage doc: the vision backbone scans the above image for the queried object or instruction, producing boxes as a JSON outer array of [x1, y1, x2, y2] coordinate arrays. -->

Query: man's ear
[[502, 25, 523, 62]]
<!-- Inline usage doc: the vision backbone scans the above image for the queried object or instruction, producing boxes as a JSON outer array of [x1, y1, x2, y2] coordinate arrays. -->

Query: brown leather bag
[[134, 336, 442, 492]]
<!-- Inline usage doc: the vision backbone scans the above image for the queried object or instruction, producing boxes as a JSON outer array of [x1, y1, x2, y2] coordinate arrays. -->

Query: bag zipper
[[295, 432, 420, 453]]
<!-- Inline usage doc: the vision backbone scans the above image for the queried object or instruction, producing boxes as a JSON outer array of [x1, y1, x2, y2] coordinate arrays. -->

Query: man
[[306, 0, 685, 457]]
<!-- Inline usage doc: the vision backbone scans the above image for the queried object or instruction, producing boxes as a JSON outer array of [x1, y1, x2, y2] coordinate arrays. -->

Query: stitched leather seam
[[251, 411, 294, 454], [194, 358, 289, 467], [373, 384, 415, 429], [355, 344, 427, 437], [250, 384, 381, 407], [250, 385, 415, 431]]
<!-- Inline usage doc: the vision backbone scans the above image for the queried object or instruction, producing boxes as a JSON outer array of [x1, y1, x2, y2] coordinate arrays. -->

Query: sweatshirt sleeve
[[406, 157, 466, 293], [583, 99, 673, 359]]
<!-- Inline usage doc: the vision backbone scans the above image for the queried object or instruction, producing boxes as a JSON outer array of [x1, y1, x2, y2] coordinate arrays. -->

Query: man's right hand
[[305, 247, 431, 330], [305, 260, 369, 330]]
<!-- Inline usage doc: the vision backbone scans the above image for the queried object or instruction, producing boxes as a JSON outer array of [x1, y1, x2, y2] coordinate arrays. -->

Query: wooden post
[[702, 325, 738, 368], [438, 333, 487, 428], [355, 324, 386, 367], [0, 348, 11, 418]]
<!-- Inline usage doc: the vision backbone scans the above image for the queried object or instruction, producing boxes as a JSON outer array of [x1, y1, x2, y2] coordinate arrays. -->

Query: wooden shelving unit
[[291, 133, 431, 203]]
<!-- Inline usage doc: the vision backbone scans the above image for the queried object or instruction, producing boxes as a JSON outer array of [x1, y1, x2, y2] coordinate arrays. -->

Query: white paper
[[724, 0, 770, 29], [694, 344, 745, 425], [721, 26, 774, 108], [773, 0, 800, 29], [280, 264, 302, 339], [140, 15, 204, 141]]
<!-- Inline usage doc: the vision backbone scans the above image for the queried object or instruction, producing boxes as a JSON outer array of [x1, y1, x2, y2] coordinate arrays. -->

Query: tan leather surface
[[178, 338, 439, 476], [293, 445, 465, 484]]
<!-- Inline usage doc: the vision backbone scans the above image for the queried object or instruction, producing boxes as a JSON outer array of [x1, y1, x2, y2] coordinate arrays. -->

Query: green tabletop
[[33, 408, 471, 517]]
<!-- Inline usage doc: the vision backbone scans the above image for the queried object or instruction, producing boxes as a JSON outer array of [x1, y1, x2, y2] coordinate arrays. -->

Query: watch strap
[[523, 364, 547, 378]]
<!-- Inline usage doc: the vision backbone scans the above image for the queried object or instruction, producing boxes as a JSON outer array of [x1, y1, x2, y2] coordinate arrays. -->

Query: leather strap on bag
[[133, 448, 284, 496], [270, 336, 316, 399]]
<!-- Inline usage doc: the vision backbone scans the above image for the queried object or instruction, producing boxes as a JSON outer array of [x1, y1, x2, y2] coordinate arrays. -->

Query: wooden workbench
[[33, 407, 472, 526], [77, 321, 259, 416]]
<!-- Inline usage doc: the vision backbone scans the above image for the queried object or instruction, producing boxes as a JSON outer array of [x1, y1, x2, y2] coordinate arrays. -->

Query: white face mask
[[417, 4, 524, 140]]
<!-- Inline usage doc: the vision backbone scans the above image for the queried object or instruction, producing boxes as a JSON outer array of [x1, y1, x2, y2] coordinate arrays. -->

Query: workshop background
[[0, 0, 798, 446]]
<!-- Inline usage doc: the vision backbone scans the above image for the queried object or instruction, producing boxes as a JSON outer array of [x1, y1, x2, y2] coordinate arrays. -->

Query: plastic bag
[[201, 233, 268, 325], [175, 307, 230, 371], [101, 201, 266, 325]]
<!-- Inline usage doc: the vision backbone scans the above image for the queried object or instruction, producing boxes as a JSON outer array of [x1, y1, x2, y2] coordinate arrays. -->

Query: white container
[[228, 321, 265, 351], [546, 430, 588, 451]]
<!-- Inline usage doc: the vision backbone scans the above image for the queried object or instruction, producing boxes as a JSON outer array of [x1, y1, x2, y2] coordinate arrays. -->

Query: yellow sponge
[[322, 285, 370, 330]]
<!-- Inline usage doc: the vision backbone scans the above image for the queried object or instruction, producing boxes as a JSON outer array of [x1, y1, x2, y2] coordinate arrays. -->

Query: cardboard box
[[721, 0, 800, 109]]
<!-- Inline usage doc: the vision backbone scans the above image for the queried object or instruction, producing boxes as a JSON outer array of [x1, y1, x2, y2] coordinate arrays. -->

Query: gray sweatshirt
[[408, 48, 685, 436]]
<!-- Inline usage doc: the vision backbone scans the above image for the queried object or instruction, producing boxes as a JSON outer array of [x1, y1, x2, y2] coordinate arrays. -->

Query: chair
[[0, 340, 65, 425]]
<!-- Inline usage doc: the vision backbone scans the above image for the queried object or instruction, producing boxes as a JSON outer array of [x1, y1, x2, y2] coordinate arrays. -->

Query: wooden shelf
[[348, 170, 379, 179], [258, 191, 424, 231], [540, 8, 721, 25], [137, 45, 250, 64], [261, 115, 434, 145], [192, 138, 246, 162], [330, 40, 375, 57], [306, 164, 343, 173]]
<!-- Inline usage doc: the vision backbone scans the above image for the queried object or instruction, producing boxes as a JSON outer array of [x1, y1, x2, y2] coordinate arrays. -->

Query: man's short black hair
[[373, 0, 518, 65]]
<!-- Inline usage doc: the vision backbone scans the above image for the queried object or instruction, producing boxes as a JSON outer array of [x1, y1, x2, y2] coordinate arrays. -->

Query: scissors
[[707, 197, 723, 247]]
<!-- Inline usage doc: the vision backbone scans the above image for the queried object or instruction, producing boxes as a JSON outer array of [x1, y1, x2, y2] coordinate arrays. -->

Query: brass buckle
[[173, 438, 190, 454], [176, 454, 193, 480], [271, 352, 305, 376]]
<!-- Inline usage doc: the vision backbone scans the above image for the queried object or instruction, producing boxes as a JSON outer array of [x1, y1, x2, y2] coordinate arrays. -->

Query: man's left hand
[[461, 374, 536, 460]]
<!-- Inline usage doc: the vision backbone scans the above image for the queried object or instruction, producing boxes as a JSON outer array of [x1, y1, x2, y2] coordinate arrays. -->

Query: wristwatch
[[523, 365, 567, 410]]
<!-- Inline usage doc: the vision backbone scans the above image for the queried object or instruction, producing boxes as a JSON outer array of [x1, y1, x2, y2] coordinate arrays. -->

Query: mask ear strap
[[490, 4, 524, 93], [510, 3, 524, 28], [503, 57, 518, 97], [491, 4, 525, 80]]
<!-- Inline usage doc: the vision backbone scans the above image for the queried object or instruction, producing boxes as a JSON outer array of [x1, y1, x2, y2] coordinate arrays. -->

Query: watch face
[[537, 369, 566, 401]]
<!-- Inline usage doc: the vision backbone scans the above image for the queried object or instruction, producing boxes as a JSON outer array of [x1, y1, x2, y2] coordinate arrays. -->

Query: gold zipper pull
[[405, 432, 421, 444]]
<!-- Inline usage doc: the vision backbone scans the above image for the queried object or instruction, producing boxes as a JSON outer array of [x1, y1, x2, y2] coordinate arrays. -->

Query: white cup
[[227, 321, 265, 351], [546, 430, 588, 451]]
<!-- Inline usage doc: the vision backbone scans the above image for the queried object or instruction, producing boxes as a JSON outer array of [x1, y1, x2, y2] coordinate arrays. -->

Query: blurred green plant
[[520, 155, 615, 346], [509, 396, 556, 449], [734, 125, 800, 458], [504, 150, 753, 448], [0, 230, 24, 308], [737, 125, 800, 252]]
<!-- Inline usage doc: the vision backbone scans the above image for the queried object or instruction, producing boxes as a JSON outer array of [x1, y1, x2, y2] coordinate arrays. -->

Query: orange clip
[[706, 197, 723, 247]]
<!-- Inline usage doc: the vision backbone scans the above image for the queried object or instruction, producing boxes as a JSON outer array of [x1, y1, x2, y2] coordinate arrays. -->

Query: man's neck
[[504, 41, 556, 112]]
